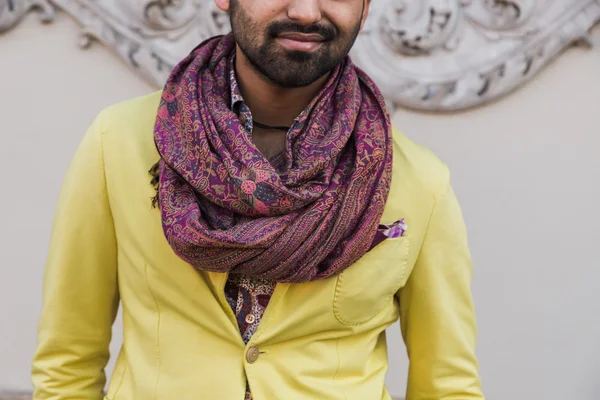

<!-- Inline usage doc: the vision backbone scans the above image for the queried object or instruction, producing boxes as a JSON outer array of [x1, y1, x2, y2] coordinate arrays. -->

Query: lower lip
[[277, 37, 323, 52]]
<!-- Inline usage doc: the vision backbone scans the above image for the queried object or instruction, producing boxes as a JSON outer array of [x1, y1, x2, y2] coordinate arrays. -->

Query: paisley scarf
[[154, 34, 393, 283]]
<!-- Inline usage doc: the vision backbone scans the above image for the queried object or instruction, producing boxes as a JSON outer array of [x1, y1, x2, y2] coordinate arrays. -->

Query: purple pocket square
[[369, 219, 407, 251]]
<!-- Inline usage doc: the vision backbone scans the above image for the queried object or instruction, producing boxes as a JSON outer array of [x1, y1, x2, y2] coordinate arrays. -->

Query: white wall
[[1, 13, 599, 400]]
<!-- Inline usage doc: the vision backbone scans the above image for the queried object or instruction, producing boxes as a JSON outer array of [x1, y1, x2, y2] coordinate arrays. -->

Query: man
[[32, 0, 484, 399]]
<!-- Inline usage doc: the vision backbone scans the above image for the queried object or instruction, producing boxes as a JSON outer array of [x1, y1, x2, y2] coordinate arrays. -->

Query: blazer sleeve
[[397, 171, 484, 400], [32, 112, 120, 399]]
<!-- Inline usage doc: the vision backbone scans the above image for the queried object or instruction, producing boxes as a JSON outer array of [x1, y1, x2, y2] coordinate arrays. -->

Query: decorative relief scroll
[[2, 0, 599, 111]]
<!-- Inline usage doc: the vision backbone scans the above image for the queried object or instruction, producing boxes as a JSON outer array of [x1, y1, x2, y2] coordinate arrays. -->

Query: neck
[[234, 46, 329, 127]]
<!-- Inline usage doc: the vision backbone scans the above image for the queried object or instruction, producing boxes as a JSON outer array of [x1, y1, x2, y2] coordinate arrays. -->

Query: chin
[[274, 74, 325, 89], [283, 51, 315, 63]]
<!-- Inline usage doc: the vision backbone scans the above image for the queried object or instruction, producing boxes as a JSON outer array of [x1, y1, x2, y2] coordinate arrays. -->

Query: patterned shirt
[[223, 56, 406, 400]]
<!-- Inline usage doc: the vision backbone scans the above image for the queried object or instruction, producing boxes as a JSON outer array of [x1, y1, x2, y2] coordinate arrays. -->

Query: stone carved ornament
[[1, 0, 599, 111]]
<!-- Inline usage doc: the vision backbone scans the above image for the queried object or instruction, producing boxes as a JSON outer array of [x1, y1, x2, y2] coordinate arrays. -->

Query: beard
[[229, 2, 362, 88]]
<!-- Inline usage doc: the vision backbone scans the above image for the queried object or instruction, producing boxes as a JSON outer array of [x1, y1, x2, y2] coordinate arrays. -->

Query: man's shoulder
[[391, 128, 450, 197], [89, 91, 163, 168], [95, 90, 163, 138]]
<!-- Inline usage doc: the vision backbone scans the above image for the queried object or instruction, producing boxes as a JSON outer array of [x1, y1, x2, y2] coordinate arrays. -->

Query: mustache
[[267, 21, 337, 41]]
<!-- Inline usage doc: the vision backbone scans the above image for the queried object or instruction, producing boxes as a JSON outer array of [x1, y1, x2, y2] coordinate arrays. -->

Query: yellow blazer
[[32, 92, 484, 400]]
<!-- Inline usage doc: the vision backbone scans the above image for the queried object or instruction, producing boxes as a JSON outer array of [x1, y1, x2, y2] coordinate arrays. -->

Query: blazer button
[[246, 346, 260, 363]]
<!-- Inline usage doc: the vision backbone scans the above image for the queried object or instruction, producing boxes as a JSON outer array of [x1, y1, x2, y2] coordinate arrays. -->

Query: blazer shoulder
[[391, 127, 450, 200], [95, 90, 162, 140]]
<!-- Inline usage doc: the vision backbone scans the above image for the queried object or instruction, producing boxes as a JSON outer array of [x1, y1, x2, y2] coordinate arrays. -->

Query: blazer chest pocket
[[333, 236, 410, 326]]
